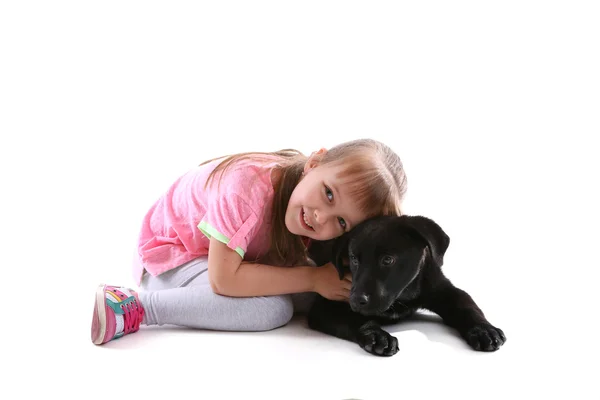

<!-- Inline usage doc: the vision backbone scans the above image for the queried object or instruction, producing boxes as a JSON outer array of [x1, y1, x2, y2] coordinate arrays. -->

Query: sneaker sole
[[92, 284, 107, 345]]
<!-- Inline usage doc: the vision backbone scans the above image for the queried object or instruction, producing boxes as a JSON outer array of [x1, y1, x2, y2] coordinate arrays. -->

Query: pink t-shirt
[[132, 158, 275, 285]]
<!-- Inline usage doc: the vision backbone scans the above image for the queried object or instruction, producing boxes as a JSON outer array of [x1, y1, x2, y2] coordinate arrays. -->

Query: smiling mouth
[[300, 208, 314, 231]]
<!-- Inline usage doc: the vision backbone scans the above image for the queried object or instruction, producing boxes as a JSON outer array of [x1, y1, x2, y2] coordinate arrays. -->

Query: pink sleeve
[[197, 193, 259, 258]]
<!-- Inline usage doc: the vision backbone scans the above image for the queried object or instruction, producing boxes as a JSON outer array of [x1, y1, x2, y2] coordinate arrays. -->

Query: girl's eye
[[325, 186, 334, 201], [325, 185, 346, 230]]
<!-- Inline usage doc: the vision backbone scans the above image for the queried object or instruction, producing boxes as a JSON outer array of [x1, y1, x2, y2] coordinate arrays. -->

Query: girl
[[91, 138, 408, 345]]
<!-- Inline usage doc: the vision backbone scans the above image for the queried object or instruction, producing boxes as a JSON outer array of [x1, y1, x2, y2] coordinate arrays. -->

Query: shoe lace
[[121, 297, 144, 334]]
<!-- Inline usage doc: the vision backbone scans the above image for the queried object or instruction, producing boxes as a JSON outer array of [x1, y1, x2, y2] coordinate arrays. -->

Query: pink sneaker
[[91, 284, 145, 345]]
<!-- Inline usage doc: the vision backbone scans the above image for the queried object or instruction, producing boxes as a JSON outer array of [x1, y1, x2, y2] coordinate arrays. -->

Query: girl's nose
[[313, 209, 330, 224]]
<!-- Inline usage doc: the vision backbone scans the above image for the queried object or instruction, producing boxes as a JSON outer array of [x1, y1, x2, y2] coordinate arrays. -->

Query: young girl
[[91, 138, 408, 345]]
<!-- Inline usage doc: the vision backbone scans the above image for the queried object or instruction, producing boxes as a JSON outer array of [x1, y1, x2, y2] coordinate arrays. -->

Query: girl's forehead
[[319, 162, 349, 179], [319, 164, 357, 195]]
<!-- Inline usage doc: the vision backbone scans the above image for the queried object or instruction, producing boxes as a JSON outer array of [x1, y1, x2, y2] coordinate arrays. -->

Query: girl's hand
[[312, 262, 352, 301]]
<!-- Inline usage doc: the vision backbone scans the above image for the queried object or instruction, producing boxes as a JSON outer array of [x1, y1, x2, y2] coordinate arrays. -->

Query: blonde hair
[[200, 139, 407, 266]]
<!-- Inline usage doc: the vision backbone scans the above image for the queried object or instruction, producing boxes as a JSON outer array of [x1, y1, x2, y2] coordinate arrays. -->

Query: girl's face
[[285, 150, 367, 241]]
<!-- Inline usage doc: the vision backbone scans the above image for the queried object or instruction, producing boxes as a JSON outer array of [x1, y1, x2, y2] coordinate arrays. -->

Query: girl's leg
[[139, 257, 294, 331], [91, 257, 315, 345]]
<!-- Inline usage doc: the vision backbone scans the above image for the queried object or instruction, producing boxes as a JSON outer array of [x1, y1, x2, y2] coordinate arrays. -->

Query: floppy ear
[[401, 215, 450, 267], [306, 239, 335, 267], [331, 233, 351, 280]]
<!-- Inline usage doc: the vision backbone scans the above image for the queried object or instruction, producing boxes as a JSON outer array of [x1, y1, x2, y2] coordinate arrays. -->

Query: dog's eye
[[381, 255, 395, 266], [350, 255, 358, 264]]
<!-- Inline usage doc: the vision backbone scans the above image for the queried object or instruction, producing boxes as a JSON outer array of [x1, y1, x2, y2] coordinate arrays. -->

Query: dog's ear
[[331, 233, 351, 280], [401, 215, 450, 267], [307, 239, 335, 267]]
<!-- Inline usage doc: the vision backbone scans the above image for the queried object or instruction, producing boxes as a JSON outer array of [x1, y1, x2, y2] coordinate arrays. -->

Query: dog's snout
[[357, 293, 370, 306], [350, 292, 377, 313]]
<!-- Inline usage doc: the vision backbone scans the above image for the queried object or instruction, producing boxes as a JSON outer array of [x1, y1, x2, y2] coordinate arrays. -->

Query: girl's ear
[[303, 148, 328, 174]]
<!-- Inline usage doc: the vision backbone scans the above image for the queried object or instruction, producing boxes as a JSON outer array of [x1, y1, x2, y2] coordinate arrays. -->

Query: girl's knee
[[255, 295, 294, 331]]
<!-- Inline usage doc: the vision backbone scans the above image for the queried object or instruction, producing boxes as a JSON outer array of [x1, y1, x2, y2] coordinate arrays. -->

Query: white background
[[1, 1, 599, 399]]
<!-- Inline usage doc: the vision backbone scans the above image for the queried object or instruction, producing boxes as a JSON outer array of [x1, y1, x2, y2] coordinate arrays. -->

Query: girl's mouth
[[300, 208, 314, 231]]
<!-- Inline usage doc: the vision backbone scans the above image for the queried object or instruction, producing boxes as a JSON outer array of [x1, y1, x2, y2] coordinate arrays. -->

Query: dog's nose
[[357, 293, 370, 306]]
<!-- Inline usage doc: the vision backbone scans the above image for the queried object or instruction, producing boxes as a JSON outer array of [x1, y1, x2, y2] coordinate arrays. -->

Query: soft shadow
[[287, 314, 476, 356], [385, 312, 472, 350], [96, 317, 330, 350], [95, 312, 473, 352], [289, 312, 474, 352], [95, 325, 260, 350]]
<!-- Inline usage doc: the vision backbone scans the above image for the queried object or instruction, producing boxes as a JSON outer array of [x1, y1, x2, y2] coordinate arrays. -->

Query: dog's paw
[[357, 321, 399, 356], [464, 323, 506, 351]]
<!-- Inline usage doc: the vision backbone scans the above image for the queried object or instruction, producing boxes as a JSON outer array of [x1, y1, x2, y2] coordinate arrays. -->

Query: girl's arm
[[207, 237, 349, 300]]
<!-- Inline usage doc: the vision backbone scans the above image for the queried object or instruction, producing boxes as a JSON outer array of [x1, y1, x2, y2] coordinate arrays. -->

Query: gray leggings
[[138, 257, 316, 332]]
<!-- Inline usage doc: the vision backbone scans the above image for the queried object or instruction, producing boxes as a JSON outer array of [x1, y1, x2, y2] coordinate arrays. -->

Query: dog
[[306, 214, 506, 356]]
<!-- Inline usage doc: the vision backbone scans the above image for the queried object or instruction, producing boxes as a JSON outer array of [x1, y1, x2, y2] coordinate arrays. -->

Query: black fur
[[306, 215, 506, 356]]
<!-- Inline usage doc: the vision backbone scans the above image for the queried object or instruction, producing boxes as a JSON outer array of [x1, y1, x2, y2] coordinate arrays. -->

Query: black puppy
[[306, 214, 506, 356]]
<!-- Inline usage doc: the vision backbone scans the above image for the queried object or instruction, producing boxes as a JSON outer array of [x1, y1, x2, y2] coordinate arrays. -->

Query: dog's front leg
[[425, 280, 506, 351], [307, 296, 399, 356]]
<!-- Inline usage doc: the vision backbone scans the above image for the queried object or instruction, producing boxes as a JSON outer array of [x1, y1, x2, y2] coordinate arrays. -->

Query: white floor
[[3, 2, 599, 399]]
